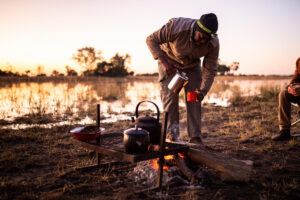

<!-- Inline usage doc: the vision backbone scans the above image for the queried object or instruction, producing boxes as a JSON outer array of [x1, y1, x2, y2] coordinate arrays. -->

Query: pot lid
[[179, 72, 188, 80], [137, 116, 158, 123], [124, 125, 149, 136]]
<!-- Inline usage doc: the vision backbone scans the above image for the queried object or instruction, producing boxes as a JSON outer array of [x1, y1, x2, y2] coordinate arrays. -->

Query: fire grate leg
[[157, 156, 165, 188], [157, 112, 168, 189], [96, 104, 101, 167]]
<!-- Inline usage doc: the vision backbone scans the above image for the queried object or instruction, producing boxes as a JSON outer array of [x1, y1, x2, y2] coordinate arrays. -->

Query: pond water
[[0, 76, 290, 129]]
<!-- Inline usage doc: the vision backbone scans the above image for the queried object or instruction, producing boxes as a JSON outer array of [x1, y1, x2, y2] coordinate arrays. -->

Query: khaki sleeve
[[200, 41, 219, 95], [146, 19, 176, 60]]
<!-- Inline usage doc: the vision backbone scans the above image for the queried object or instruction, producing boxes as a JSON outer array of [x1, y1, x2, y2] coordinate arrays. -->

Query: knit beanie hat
[[195, 13, 218, 38]]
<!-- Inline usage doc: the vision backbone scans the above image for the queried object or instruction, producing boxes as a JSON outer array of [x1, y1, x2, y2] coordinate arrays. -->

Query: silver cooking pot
[[168, 71, 189, 93]]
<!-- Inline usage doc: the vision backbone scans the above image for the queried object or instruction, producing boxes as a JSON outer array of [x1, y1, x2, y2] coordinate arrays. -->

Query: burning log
[[187, 145, 253, 182]]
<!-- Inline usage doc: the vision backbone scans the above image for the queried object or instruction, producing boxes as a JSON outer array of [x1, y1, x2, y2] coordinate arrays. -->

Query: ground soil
[[0, 95, 299, 200]]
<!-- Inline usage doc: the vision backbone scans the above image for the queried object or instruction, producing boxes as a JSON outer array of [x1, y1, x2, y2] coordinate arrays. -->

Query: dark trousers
[[278, 89, 300, 130], [158, 62, 202, 141]]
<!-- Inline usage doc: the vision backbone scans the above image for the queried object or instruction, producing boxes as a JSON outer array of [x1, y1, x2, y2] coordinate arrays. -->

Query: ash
[[127, 160, 189, 187]]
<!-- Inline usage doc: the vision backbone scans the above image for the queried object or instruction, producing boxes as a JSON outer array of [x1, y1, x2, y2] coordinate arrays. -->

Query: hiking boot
[[272, 129, 291, 141], [189, 137, 203, 144]]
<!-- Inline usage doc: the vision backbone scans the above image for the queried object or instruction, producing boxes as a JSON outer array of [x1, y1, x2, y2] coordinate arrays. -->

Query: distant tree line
[[0, 46, 133, 77], [1, 49, 238, 77], [0, 69, 19, 76], [136, 72, 159, 76]]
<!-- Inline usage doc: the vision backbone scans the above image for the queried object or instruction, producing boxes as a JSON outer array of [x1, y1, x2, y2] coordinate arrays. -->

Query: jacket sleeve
[[146, 19, 176, 60], [200, 39, 219, 95]]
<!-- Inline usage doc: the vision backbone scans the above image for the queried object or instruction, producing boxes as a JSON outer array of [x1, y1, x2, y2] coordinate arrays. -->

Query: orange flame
[[150, 158, 167, 170], [149, 155, 174, 170]]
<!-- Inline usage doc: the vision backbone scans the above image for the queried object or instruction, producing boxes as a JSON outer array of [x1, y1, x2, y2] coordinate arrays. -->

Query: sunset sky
[[0, 0, 299, 75]]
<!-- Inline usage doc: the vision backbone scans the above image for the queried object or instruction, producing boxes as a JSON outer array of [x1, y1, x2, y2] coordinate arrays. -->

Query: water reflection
[[0, 77, 290, 129], [204, 78, 290, 106]]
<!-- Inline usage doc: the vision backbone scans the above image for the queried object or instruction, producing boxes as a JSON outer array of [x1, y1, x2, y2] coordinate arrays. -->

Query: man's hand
[[163, 63, 177, 76], [158, 56, 177, 76], [195, 88, 205, 102], [288, 83, 300, 96]]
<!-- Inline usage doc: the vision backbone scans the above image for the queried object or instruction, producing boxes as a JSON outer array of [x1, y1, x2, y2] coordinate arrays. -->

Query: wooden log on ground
[[174, 155, 195, 182], [174, 142, 253, 182]]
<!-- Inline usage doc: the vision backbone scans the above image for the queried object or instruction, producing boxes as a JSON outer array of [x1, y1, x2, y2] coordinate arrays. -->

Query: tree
[[217, 65, 230, 75], [95, 53, 133, 77], [72, 47, 103, 73], [229, 62, 239, 71], [107, 53, 132, 76], [94, 61, 113, 75], [217, 59, 239, 75], [110, 53, 131, 70], [0, 69, 8, 76], [25, 70, 31, 76], [217, 59, 230, 76], [36, 65, 46, 76], [51, 70, 59, 76], [65, 65, 78, 76]]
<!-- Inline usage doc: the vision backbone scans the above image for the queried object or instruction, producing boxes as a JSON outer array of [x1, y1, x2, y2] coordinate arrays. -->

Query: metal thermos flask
[[167, 71, 189, 93]]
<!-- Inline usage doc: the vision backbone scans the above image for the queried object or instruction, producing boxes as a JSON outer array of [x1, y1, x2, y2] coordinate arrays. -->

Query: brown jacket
[[146, 17, 219, 95]]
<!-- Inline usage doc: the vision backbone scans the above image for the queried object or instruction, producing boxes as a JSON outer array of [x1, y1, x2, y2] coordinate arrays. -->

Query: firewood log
[[174, 142, 253, 182]]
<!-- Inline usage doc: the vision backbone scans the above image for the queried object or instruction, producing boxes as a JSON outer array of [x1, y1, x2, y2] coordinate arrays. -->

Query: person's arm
[[198, 39, 220, 97], [157, 55, 177, 76], [288, 70, 300, 96], [288, 84, 300, 96], [146, 19, 177, 76]]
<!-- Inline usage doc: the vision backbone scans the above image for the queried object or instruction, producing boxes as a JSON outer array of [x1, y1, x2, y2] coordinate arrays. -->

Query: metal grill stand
[[71, 104, 188, 191]]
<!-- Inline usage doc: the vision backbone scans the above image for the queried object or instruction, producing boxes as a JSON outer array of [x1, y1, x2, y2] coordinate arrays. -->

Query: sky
[[0, 0, 299, 75]]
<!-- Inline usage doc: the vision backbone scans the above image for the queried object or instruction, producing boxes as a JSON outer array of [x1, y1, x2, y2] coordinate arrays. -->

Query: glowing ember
[[178, 153, 186, 159], [166, 139, 173, 143], [165, 155, 174, 160]]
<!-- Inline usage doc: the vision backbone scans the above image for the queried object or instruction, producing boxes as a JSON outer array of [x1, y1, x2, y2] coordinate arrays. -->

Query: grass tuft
[[259, 85, 281, 99]]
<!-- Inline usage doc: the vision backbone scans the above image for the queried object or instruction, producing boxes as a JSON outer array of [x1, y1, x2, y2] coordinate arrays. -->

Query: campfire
[[128, 141, 202, 189], [147, 138, 186, 169], [128, 153, 200, 188]]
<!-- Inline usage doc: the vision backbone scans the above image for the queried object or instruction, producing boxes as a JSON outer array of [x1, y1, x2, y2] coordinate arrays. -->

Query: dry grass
[[0, 77, 299, 200], [259, 85, 281, 99]]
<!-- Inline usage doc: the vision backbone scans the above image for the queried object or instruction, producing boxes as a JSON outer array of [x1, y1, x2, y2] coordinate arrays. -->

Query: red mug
[[187, 92, 197, 102]]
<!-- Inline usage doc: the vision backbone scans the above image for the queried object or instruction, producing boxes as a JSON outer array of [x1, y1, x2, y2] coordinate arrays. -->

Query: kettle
[[168, 71, 189, 93], [123, 125, 150, 154], [131, 100, 162, 144]]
